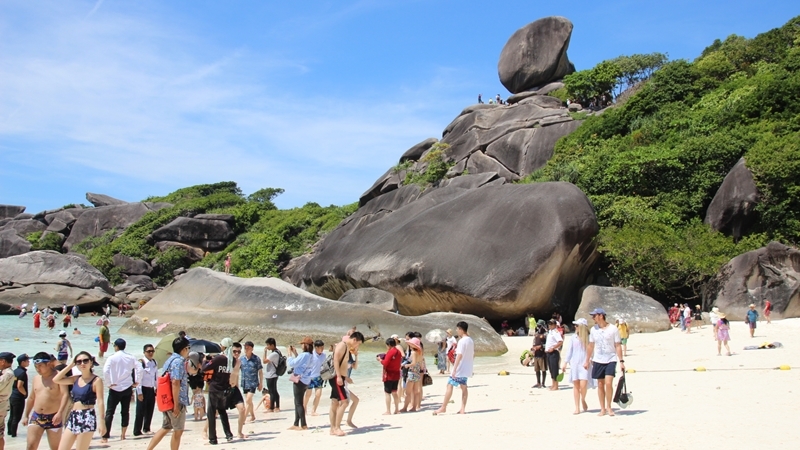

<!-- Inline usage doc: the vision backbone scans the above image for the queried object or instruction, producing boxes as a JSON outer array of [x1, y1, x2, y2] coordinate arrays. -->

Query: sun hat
[[407, 337, 422, 350], [572, 318, 588, 326], [59, 331, 67, 337], [299, 336, 314, 345], [717, 312, 726, 319]]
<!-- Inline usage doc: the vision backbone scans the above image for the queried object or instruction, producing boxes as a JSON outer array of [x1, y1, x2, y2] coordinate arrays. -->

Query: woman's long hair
[[576, 324, 589, 349], [302, 343, 313, 353], [73, 351, 95, 373]]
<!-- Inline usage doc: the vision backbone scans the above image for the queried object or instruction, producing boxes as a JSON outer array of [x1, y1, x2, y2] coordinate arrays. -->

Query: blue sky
[[2, 0, 797, 213]]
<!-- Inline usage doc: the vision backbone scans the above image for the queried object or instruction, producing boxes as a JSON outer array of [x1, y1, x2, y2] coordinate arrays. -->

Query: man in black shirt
[[202, 338, 234, 445], [8, 354, 29, 438]]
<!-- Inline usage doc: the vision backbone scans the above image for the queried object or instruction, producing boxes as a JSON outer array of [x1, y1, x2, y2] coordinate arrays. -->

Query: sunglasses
[[75, 359, 92, 365], [232, 350, 241, 354], [145, 350, 154, 353]]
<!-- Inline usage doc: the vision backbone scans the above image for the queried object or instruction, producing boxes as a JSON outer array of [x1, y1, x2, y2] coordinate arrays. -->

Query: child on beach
[[717, 314, 731, 356], [193, 391, 206, 421], [255, 392, 271, 412]]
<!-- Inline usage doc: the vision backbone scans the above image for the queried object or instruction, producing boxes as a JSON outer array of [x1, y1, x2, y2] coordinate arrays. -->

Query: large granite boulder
[[498, 16, 576, 94], [0, 251, 113, 293], [297, 182, 599, 320], [339, 288, 398, 312], [0, 284, 112, 314], [119, 268, 507, 355], [0, 205, 26, 220], [155, 241, 206, 262], [114, 275, 157, 294], [151, 217, 234, 250], [112, 253, 152, 275], [63, 202, 172, 251], [0, 229, 31, 258], [705, 158, 759, 239], [575, 286, 671, 333], [1, 218, 47, 236], [399, 138, 439, 163], [706, 242, 800, 320], [86, 192, 127, 207]]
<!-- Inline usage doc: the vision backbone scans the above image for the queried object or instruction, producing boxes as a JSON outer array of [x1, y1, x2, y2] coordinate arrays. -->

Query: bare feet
[[346, 421, 358, 428], [248, 416, 256, 423], [548, 387, 558, 391], [608, 410, 616, 416], [598, 410, 607, 417], [311, 412, 319, 416], [398, 408, 407, 413], [101, 438, 108, 444], [573, 410, 581, 415], [457, 410, 466, 414], [382, 411, 392, 415], [329, 428, 346, 436], [288, 426, 303, 431], [433, 409, 445, 416], [582, 401, 588, 411], [238, 433, 247, 439]]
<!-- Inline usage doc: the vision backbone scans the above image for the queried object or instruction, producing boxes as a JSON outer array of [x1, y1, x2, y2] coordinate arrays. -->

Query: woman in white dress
[[561, 318, 595, 414]]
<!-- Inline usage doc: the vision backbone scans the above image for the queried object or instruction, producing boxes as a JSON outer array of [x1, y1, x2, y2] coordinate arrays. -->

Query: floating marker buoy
[[695, 367, 707, 372], [14, 338, 20, 341], [778, 365, 791, 371], [498, 370, 510, 376], [626, 369, 636, 373]]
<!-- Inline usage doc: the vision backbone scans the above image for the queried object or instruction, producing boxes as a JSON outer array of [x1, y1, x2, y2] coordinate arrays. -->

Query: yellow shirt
[[617, 324, 629, 339]]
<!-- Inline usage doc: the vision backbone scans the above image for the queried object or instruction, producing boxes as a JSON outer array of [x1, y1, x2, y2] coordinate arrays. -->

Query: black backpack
[[274, 350, 287, 376]]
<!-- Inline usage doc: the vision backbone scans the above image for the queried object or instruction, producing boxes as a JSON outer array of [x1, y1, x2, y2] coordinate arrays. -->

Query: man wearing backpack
[[146, 337, 193, 450], [262, 338, 281, 412]]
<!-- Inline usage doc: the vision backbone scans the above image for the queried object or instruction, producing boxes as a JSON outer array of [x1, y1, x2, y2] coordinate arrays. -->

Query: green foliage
[[564, 52, 667, 105], [26, 231, 65, 252], [521, 16, 800, 302], [547, 87, 569, 103], [152, 247, 189, 285], [403, 143, 455, 186]]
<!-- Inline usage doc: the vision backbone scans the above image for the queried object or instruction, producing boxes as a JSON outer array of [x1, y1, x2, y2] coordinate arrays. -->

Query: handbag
[[422, 373, 433, 387], [289, 373, 301, 383]]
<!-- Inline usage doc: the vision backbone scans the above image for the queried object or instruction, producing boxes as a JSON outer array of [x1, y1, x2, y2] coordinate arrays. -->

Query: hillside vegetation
[[524, 16, 800, 303], [74, 182, 356, 285]]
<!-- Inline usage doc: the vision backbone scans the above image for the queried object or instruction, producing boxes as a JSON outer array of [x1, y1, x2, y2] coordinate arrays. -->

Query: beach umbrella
[[425, 329, 447, 344], [188, 339, 222, 354], [153, 333, 178, 367]]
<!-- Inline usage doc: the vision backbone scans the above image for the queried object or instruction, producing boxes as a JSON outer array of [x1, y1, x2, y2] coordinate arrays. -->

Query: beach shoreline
[[4, 318, 799, 448]]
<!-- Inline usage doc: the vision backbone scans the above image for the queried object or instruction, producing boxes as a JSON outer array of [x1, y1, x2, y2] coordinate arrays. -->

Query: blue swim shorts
[[308, 376, 324, 389], [448, 376, 468, 387]]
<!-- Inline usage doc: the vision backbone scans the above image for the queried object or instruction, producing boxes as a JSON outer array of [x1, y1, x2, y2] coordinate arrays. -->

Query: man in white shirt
[[544, 319, 564, 391], [133, 344, 158, 436], [102, 338, 142, 442], [584, 308, 624, 417], [434, 321, 474, 415]]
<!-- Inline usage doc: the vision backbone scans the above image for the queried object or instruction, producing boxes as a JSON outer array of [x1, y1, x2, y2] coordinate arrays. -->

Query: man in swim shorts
[[329, 331, 364, 437], [24, 353, 66, 450], [585, 308, 625, 417], [434, 321, 475, 415]]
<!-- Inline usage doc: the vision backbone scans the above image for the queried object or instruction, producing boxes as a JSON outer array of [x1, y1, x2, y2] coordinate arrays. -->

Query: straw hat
[[717, 312, 726, 319]]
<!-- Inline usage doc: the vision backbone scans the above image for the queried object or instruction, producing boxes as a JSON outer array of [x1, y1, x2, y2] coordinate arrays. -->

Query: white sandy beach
[[6, 318, 799, 449]]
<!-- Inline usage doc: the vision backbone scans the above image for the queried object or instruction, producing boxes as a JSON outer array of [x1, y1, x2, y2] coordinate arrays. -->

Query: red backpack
[[156, 359, 178, 412]]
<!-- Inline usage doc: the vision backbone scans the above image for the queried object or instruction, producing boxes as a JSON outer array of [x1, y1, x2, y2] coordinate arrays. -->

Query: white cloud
[[0, 1, 470, 210]]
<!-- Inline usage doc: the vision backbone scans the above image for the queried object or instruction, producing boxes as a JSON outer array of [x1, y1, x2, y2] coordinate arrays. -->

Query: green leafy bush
[[403, 143, 454, 186]]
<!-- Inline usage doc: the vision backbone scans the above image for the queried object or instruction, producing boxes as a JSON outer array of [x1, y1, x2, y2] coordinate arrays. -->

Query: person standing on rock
[[477, 94, 483, 104], [433, 321, 474, 415], [585, 308, 624, 417], [262, 338, 280, 413], [98, 319, 111, 358], [545, 319, 563, 391], [102, 338, 142, 442], [204, 338, 235, 444], [746, 304, 759, 338], [238, 341, 262, 424], [224, 253, 231, 275], [329, 331, 364, 437]]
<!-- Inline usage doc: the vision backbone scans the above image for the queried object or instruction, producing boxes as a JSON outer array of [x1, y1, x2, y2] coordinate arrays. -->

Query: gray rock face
[[155, 241, 206, 262], [63, 202, 172, 251], [0, 205, 26, 220], [86, 192, 127, 207], [1, 219, 47, 237], [399, 138, 439, 163], [575, 286, 670, 333], [705, 158, 759, 239], [0, 229, 31, 258], [112, 253, 152, 275], [485, 121, 581, 176], [118, 268, 507, 355], [498, 16, 576, 94], [151, 217, 234, 250], [0, 284, 112, 314], [0, 251, 113, 293], [706, 242, 800, 320], [114, 275, 157, 294], [339, 288, 398, 312], [193, 214, 234, 223], [298, 182, 599, 320]]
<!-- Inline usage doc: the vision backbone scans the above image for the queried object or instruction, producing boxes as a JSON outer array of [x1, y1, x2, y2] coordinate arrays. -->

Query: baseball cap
[[572, 318, 588, 326], [59, 331, 67, 337], [0, 352, 16, 363], [590, 308, 606, 316]]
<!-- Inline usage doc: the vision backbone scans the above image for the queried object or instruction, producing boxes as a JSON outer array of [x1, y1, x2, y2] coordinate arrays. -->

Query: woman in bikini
[[400, 338, 423, 412], [53, 351, 106, 450]]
